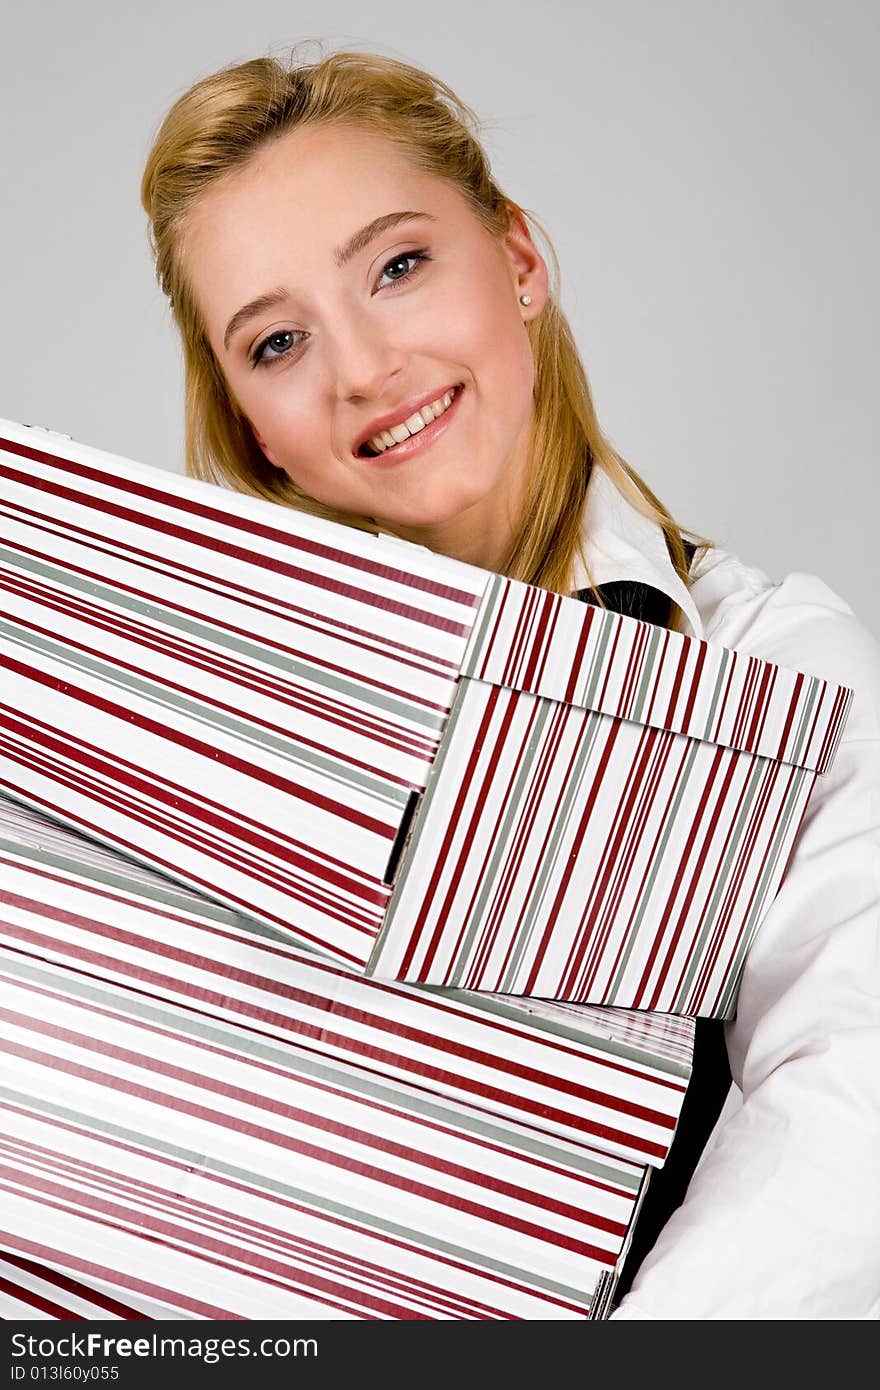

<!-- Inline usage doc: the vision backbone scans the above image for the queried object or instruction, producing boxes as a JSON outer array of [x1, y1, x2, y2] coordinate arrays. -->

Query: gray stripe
[[716, 767, 810, 1017], [672, 751, 768, 1009], [0, 952, 639, 1185], [0, 1085, 601, 1307], [0, 617, 409, 808], [498, 709, 607, 992], [0, 548, 445, 732], [0, 836, 302, 948], [459, 574, 506, 676], [423, 983, 692, 1079], [578, 609, 616, 710], [700, 647, 732, 744], [374, 676, 474, 956], [789, 680, 820, 768], [605, 736, 703, 1003], [449, 693, 557, 987], [631, 625, 666, 723]]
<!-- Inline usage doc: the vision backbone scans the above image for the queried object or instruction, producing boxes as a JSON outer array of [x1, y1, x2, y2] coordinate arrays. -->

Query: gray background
[[2, 0, 876, 633]]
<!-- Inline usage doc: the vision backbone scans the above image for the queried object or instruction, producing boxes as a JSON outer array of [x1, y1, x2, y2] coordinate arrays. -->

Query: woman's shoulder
[[688, 543, 880, 742]]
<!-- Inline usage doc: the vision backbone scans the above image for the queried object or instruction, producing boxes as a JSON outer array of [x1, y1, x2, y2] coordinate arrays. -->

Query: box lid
[[464, 575, 853, 775]]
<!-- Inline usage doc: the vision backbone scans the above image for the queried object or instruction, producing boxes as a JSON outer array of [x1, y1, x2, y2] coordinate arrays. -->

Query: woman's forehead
[[190, 123, 453, 240], [182, 123, 475, 335]]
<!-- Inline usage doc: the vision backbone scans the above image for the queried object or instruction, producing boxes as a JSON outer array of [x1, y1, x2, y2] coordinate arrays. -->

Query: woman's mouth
[[357, 385, 464, 466]]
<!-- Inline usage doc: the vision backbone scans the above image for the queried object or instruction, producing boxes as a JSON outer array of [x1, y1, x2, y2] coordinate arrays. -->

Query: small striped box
[[0, 792, 693, 1320], [0, 419, 852, 1017]]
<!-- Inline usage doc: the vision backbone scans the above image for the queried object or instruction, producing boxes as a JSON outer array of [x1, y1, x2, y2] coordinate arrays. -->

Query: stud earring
[[520, 294, 532, 305]]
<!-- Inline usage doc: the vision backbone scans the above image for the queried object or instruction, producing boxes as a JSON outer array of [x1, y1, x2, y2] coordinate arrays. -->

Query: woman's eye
[[252, 329, 302, 368], [376, 249, 430, 291]]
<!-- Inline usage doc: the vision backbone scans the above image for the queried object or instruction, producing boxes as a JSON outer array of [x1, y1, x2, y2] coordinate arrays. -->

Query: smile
[[359, 386, 464, 463]]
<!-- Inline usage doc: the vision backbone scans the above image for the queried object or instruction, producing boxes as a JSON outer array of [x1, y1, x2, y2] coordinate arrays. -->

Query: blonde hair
[[141, 45, 711, 625]]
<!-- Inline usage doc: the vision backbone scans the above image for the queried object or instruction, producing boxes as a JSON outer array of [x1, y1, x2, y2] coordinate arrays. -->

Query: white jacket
[[572, 468, 880, 1320]]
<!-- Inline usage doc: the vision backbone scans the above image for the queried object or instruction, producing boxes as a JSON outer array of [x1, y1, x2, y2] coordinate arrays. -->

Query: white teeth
[[363, 389, 457, 455]]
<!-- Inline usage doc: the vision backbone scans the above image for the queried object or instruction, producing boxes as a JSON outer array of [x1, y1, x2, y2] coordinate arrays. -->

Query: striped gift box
[[0, 793, 693, 1320], [0, 419, 852, 1016], [372, 574, 853, 1014]]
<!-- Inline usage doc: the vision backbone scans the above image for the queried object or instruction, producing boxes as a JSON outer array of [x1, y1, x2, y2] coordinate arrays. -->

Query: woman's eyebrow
[[333, 209, 436, 268], [222, 210, 437, 352]]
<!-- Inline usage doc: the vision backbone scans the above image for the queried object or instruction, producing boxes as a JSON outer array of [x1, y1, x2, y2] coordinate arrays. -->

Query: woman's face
[[182, 122, 548, 569]]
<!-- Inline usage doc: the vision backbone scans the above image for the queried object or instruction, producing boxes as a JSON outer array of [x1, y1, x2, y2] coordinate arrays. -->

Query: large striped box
[[0, 419, 852, 1016], [0, 792, 693, 1320]]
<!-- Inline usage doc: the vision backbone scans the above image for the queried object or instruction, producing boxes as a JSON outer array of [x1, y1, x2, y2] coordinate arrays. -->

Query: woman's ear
[[503, 204, 550, 317]]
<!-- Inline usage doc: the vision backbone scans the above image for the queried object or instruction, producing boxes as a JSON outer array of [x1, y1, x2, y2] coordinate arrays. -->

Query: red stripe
[[0, 654, 395, 841], [775, 672, 805, 764], [709, 652, 738, 746], [480, 582, 511, 682], [0, 1229, 237, 1319], [677, 638, 707, 732], [0, 1135, 508, 1321], [0, 1269, 86, 1319], [593, 738, 693, 998], [451, 693, 545, 986], [562, 723, 665, 998], [1, 961, 649, 1208], [0, 437, 482, 611], [689, 759, 785, 1011], [0, 908, 671, 1147], [595, 621, 625, 711], [434, 690, 522, 985], [0, 809, 690, 1092], [0, 734, 383, 935], [0, 735, 387, 932], [0, 840, 686, 1094], [731, 657, 759, 752], [1, 567, 453, 724], [1, 585, 433, 784], [503, 586, 536, 687], [0, 500, 461, 677], [662, 637, 693, 728], [643, 626, 672, 725], [0, 701, 392, 889], [0, 1168, 397, 1320], [0, 1101, 592, 1317], [675, 757, 763, 1009], [401, 685, 504, 978], [0, 462, 471, 640], [0, 1251, 150, 1319], [523, 716, 623, 994], [580, 730, 679, 999], [641, 747, 736, 1010], [466, 700, 570, 989], [532, 594, 563, 691], [521, 591, 557, 689], [744, 663, 777, 753], [0, 739, 378, 957], [0, 1022, 627, 1251], [815, 687, 849, 774], [563, 605, 596, 704], [620, 621, 649, 722]]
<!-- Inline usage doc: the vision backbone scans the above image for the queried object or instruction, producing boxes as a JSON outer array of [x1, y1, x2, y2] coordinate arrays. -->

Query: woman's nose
[[330, 309, 407, 403]]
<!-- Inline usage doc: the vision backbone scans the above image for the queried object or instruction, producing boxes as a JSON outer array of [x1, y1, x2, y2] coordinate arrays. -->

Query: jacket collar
[[569, 466, 705, 640]]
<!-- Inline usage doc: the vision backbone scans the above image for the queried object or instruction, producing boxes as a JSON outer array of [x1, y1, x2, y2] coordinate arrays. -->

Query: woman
[[140, 48, 880, 1319]]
